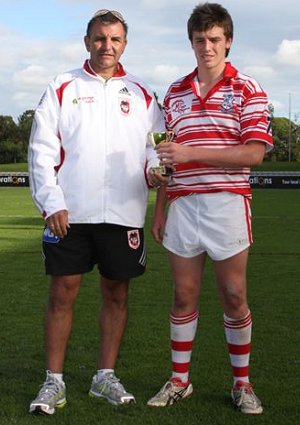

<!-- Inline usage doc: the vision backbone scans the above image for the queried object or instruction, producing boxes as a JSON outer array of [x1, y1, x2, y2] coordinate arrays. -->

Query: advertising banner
[[1, 171, 300, 189], [0, 173, 29, 187], [249, 172, 300, 189]]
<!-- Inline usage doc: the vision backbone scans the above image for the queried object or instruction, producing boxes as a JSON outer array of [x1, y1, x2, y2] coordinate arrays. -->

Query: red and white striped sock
[[224, 310, 252, 385], [170, 310, 199, 384]]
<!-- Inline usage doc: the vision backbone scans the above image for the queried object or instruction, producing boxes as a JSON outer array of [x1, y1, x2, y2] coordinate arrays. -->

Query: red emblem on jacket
[[120, 99, 130, 115]]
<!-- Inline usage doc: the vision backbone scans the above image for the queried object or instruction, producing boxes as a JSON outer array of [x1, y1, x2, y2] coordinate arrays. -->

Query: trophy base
[[152, 165, 173, 177]]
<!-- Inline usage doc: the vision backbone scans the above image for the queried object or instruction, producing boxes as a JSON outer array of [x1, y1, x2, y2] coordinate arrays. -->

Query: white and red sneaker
[[147, 377, 193, 407], [231, 380, 263, 415]]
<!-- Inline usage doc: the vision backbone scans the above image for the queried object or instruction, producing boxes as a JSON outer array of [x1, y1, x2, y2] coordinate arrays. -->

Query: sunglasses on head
[[93, 9, 125, 23]]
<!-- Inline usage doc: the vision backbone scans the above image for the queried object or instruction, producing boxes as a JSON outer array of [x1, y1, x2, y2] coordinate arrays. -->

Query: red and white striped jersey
[[163, 62, 273, 201]]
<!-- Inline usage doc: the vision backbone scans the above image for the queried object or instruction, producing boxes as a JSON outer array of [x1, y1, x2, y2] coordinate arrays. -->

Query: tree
[[0, 115, 19, 142], [17, 109, 35, 160], [18, 109, 35, 143], [0, 140, 24, 163], [0, 110, 35, 164], [266, 116, 300, 162], [291, 116, 300, 161]]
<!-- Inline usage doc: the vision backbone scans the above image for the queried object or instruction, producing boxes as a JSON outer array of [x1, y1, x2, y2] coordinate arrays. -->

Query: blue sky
[[1, 0, 300, 121]]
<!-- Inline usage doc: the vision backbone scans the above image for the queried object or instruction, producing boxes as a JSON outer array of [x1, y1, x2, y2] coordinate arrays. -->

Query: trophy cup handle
[[166, 131, 175, 143]]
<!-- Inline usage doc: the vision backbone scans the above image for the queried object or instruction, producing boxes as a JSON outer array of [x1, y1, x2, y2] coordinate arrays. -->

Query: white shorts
[[163, 192, 252, 261]]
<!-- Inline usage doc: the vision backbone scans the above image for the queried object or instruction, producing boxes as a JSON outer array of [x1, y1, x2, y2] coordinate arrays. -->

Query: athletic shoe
[[89, 372, 135, 405], [147, 377, 193, 407], [29, 371, 66, 415], [231, 380, 263, 415]]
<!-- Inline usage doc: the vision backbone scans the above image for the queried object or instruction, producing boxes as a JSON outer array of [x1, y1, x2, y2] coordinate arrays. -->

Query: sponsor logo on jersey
[[72, 97, 95, 104], [119, 87, 130, 96], [171, 99, 190, 114], [127, 229, 140, 249], [221, 94, 234, 112], [119, 98, 131, 115], [43, 226, 60, 244]]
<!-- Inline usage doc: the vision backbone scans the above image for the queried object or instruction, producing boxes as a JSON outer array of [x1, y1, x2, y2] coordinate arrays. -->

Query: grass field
[[0, 187, 299, 425]]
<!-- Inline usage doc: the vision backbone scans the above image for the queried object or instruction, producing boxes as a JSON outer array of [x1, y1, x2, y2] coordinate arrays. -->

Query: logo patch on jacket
[[72, 96, 95, 105], [119, 87, 130, 96], [127, 229, 140, 249], [119, 98, 131, 115], [43, 226, 60, 244]]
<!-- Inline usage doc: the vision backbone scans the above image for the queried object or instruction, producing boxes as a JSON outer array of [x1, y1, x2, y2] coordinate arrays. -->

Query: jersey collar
[[180, 62, 238, 89], [83, 59, 126, 78]]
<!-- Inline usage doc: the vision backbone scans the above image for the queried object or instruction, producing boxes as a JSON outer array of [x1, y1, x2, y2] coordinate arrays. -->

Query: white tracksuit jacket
[[28, 60, 165, 228]]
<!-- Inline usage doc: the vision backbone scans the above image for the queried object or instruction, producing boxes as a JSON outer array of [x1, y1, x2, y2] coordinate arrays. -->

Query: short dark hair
[[187, 3, 233, 56], [86, 10, 128, 38]]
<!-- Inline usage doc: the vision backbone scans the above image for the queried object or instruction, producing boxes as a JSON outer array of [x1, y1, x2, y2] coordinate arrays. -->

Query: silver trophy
[[149, 131, 175, 176]]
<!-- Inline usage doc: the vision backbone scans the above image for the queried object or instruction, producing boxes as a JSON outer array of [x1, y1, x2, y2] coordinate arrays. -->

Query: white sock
[[48, 371, 64, 383], [96, 369, 114, 380]]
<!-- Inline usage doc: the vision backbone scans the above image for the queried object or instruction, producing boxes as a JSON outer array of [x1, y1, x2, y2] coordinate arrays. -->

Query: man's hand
[[156, 142, 191, 164], [147, 168, 170, 188], [151, 211, 166, 243], [46, 210, 70, 238]]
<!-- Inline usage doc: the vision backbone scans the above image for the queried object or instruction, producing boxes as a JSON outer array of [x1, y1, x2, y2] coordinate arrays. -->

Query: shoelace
[[102, 375, 125, 391], [235, 382, 258, 406], [39, 380, 60, 397]]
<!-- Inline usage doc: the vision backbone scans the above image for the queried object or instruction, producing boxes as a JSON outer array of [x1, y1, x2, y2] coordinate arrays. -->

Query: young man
[[28, 9, 164, 415], [147, 3, 273, 414]]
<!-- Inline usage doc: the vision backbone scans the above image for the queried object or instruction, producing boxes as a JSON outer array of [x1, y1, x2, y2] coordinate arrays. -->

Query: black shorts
[[42, 223, 146, 280]]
